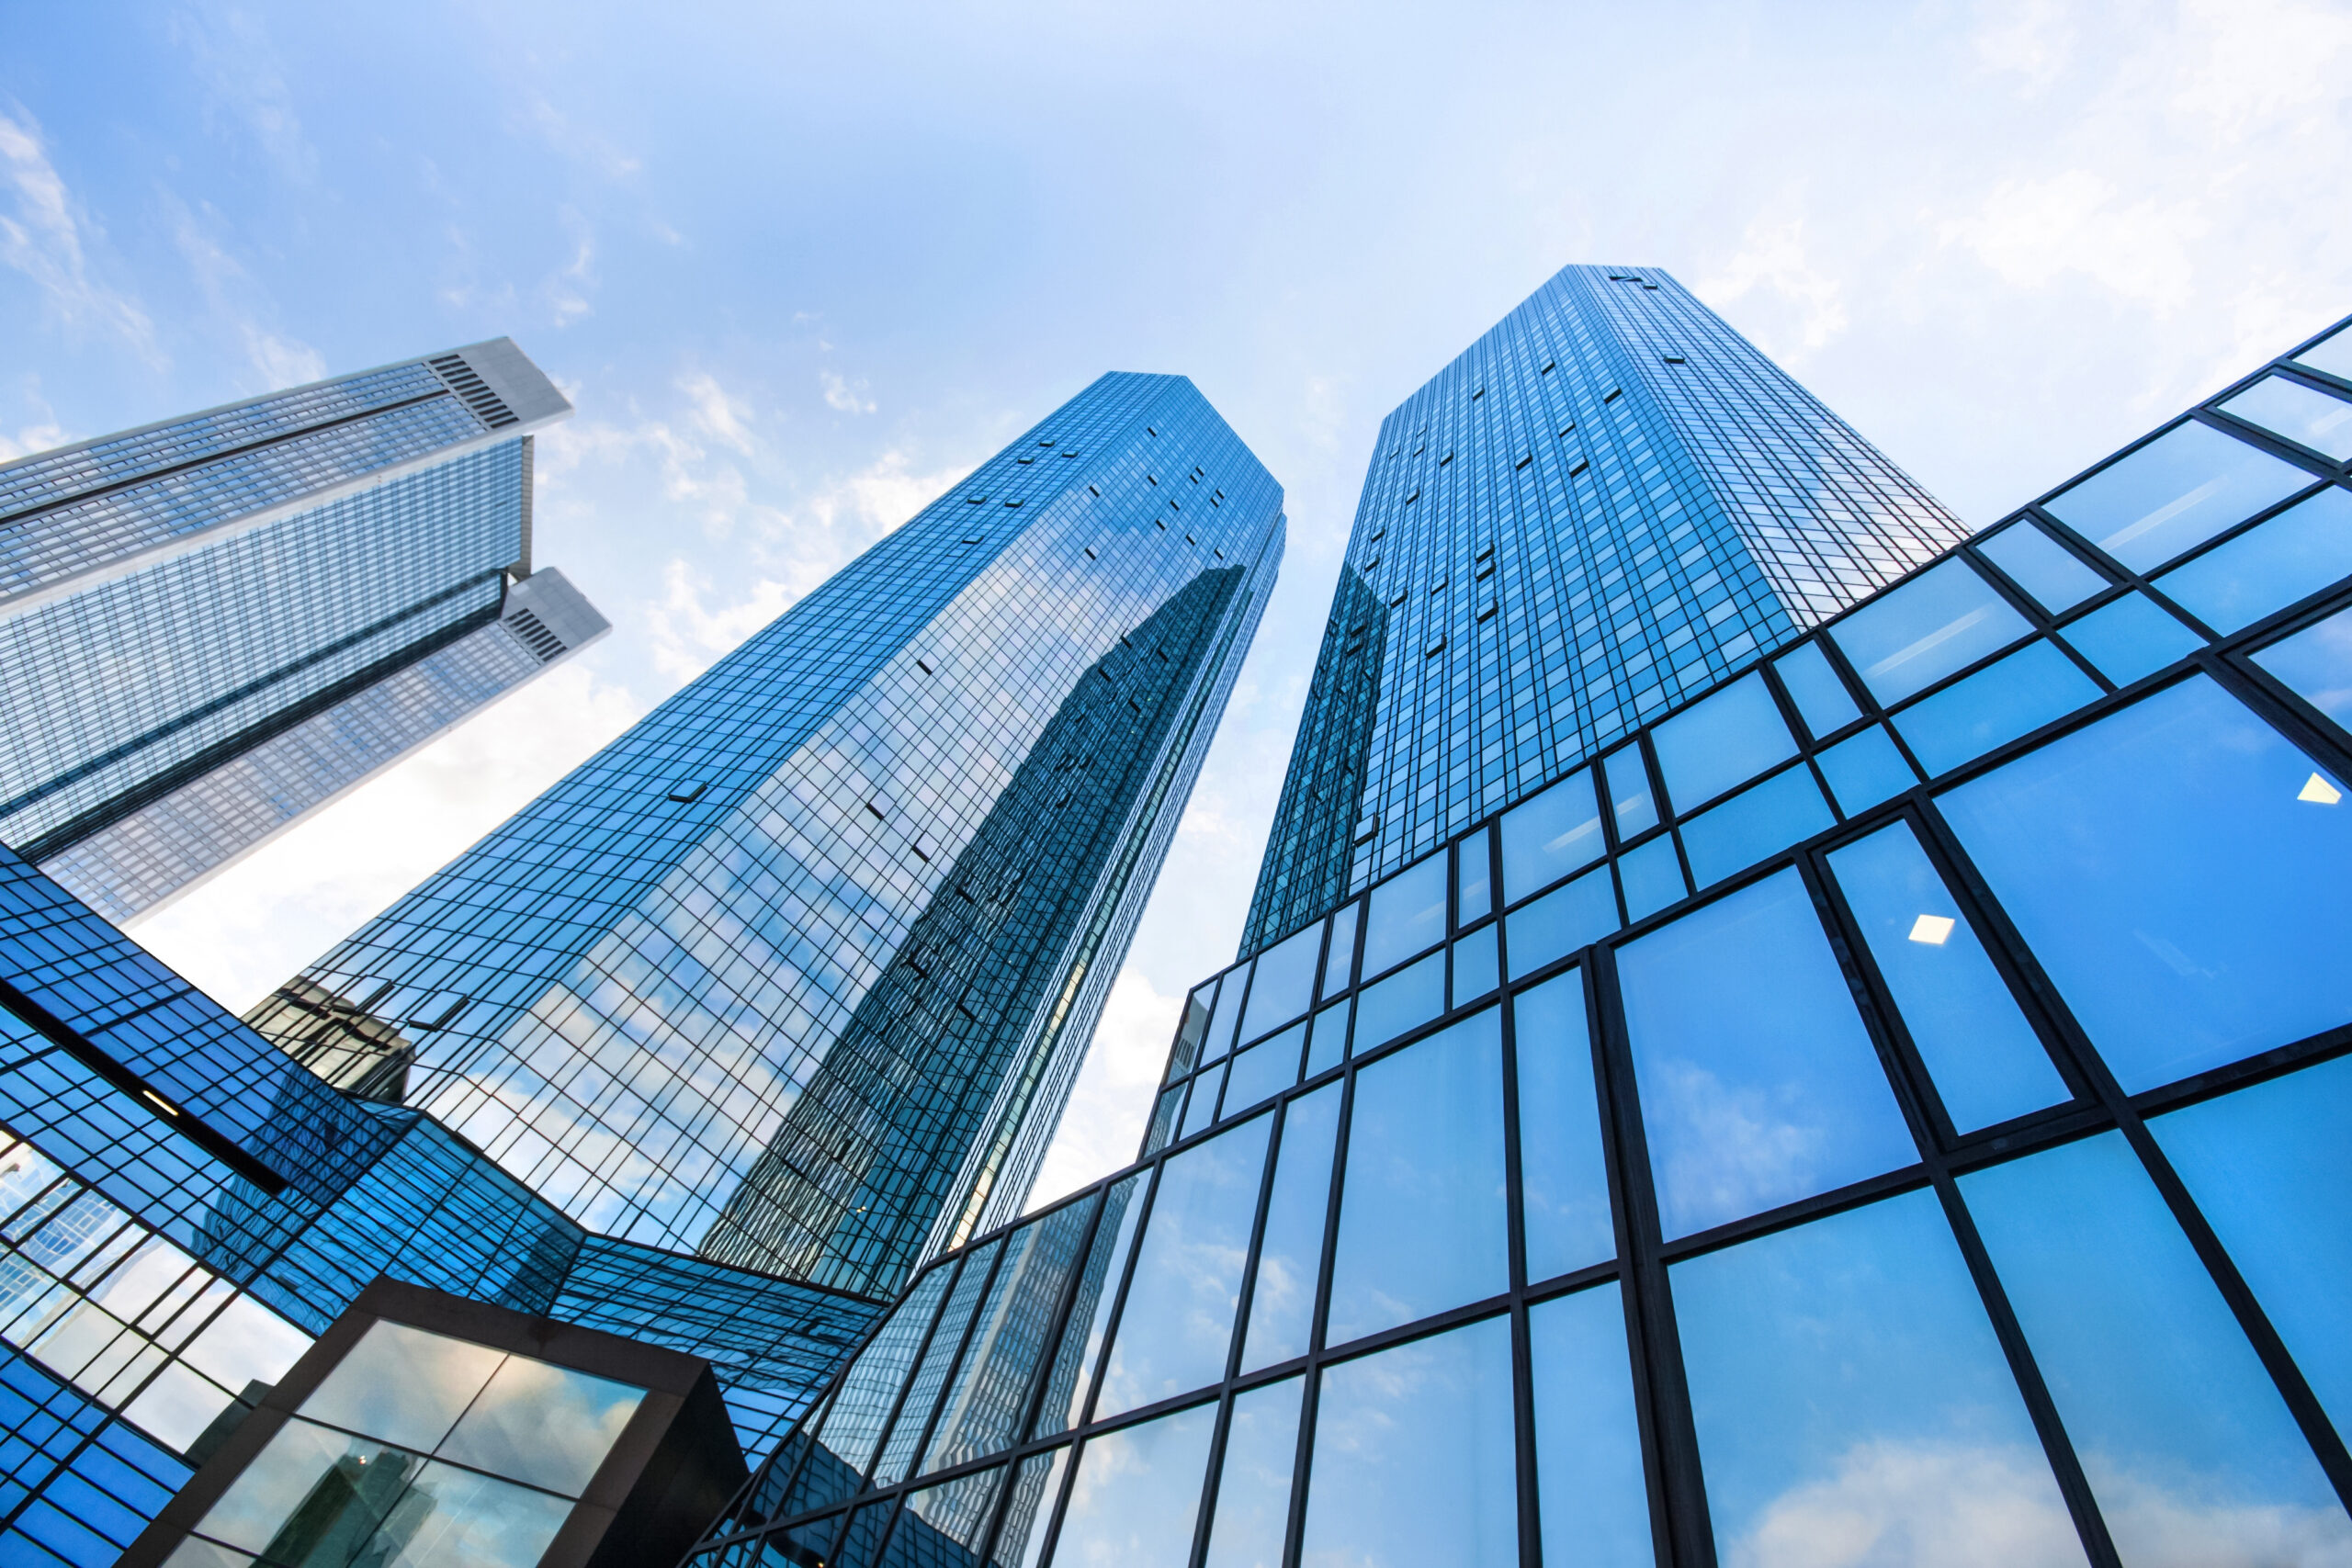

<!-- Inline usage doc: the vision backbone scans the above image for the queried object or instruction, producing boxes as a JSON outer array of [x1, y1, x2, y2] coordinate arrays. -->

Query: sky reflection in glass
[[1977, 521, 2109, 615], [1202, 1376, 1301, 1568], [1650, 671, 1797, 810], [1361, 856, 1447, 977], [2253, 602, 2352, 733], [1830, 558, 2031, 706], [1512, 971, 1615, 1281], [2220, 374, 2352, 461], [1528, 1284, 1651, 1568], [1815, 725, 1917, 816], [1054, 1402, 1216, 1568], [2158, 488, 2352, 635], [2058, 593, 2202, 687], [1616, 837, 1687, 923], [1242, 1085, 1340, 1372], [1241, 923, 1321, 1043], [2041, 419, 2314, 573], [1774, 639, 1861, 739], [1891, 639, 2101, 775], [1506, 866, 1618, 976], [1035, 1178, 1138, 1437], [1500, 768, 1604, 905]]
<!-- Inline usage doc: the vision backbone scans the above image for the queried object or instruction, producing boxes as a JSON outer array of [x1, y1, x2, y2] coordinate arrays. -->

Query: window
[[2041, 420, 2312, 573]]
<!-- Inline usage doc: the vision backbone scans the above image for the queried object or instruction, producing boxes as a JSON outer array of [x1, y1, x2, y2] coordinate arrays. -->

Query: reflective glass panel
[[2221, 373, 2352, 460], [1241, 923, 1321, 1043], [1673, 1190, 2080, 1567], [1204, 964, 1251, 1067], [992, 1447, 1068, 1568], [1361, 856, 1448, 977], [1600, 745, 1659, 837], [1222, 1025, 1302, 1119], [1679, 765, 1835, 888], [1513, 971, 1614, 1281], [1350, 950, 1442, 1054], [1451, 922, 1498, 1005], [2253, 603, 2352, 733], [1038, 1179, 1142, 1437], [1504, 864, 1618, 975], [299, 1320, 503, 1452], [1826, 820, 2067, 1131], [2042, 419, 2315, 573], [875, 1240, 1001, 1486], [1619, 869, 1917, 1238], [1203, 1377, 1301, 1568], [1242, 1084, 1340, 1372], [1305, 998, 1349, 1077], [1615, 836, 1687, 923], [197, 1419, 418, 1555], [1298, 1315, 1516, 1568], [1528, 1284, 1651, 1568], [1651, 671, 1798, 811], [2156, 487, 2352, 634], [836, 1500, 895, 1568], [2298, 323, 2352, 380], [1774, 638, 1862, 739], [1319, 903, 1359, 1000], [1329, 1009, 1508, 1343], [1054, 1402, 1216, 1568], [1962, 1133, 2352, 1561], [1498, 768, 1605, 904], [1816, 725, 1917, 816], [437, 1355, 644, 1495], [379, 1461, 574, 1568], [2060, 593, 2202, 688], [1181, 1065, 1224, 1141], [1096, 1116, 1272, 1417], [2150, 1054, 2352, 1440], [896, 1466, 1002, 1564], [1170, 987, 1214, 1081], [1891, 640, 2101, 776], [1977, 521, 2108, 615], [1830, 558, 2033, 706], [1939, 675, 2352, 1092], [924, 1201, 1095, 1473], [808, 1266, 954, 1504], [1457, 829, 1493, 923]]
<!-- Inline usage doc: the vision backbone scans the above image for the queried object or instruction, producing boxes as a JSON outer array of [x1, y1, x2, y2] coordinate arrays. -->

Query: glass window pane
[[2297, 324, 2352, 380], [1774, 638, 1862, 739], [2042, 419, 2315, 573], [1329, 1009, 1508, 1343], [1204, 964, 1251, 1067], [1815, 725, 1917, 816], [1513, 971, 1613, 1281], [1181, 1065, 1224, 1141], [1350, 950, 1442, 1054], [379, 1460, 575, 1568], [797, 1268, 954, 1510], [922, 1202, 1094, 1473], [1977, 521, 2109, 615], [876, 1240, 1003, 1486], [2221, 373, 2352, 460], [1826, 820, 2068, 1132], [1615, 836, 1687, 923], [1144, 1086, 1185, 1155], [2253, 603, 2352, 735], [1891, 639, 2101, 777], [298, 1320, 503, 1452], [1054, 1402, 1216, 1568], [1651, 672, 1798, 811], [2150, 1054, 2352, 1443], [1938, 675, 2352, 1092], [1221, 1025, 1303, 1120], [992, 1447, 1069, 1568], [836, 1499, 896, 1568], [1319, 903, 1359, 1000], [1600, 745, 1658, 837], [196, 1418, 417, 1555], [2060, 593, 2202, 688], [1673, 1190, 2081, 1566], [437, 1355, 644, 1495], [1529, 1284, 1651, 1568], [1361, 857, 1448, 978], [1241, 924, 1321, 1044], [1097, 1117, 1272, 1418], [1499, 768, 1604, 904], [1619, 869, 1917, 1238], [1451, 923, 1498, 1006], [1457, 829, 1493, 923], [1305, 998, 1349, 1077], [895, 1465, 1003, 1564], [1679, 765, 1835, 888], [1037, 1179, 1142, 1438], [1830, 558, 2034, 706], [1170, 987, 1215, 1081], [1242, 1084, 1341, 1373], [1298, 1315, 1516, 1568], [2156, 487, 2352, 635], [1962, 1133, 2352, 1561], [1202, 1377, 1301, 1568], [1504, 864, 1618, 976]]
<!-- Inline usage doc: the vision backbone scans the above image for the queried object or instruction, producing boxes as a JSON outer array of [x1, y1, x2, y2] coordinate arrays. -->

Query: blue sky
[[5, 0, 2349, 1196]]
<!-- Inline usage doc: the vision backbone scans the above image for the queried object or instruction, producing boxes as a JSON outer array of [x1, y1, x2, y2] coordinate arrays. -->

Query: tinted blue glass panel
[[2042, 419, 2315, 573], [996, 1448, 1068, 1568], [1528, 1284, 1651, 1568], [2156, 487, 2352, 634], [1221, 1025, 1302, 1119], [1202, 1377, 1300, 1568], [1361, 857, 1447, 978], [1241, 1085, 1340, 1373], [1298, 1316, 1516, 1568], [874, 1238, 1001, 1484], [1204, 964, 1250, 1067], [2298, 323, 2352, 381], [1976, 521, 2108, 615], [1615, 837, 1687, 923], [1830, 558, 2033, 706], [1673, 1190, 2079, 1566], [1815, 725, 1917, 816], [1040, 1178, 1144, 1437], [1457, 829, 1493, 923], [1651, 672, 1798, 812], [1505, 865, 1618, 976], [1513, 971, 1613, 1280], [1600, 745, 1658, 837], [1180, 1066, 1223, 1142], [1328, 1009, 1508, 1342], [1826, 820, 2067, 1131], [2253, 603, 2352, 734], [1773, 639, 1861, 739], [1350, 952, 1443, 1055], [1319, 903, 1359, 1000], [1055, 1402, 1216, 1568], [1305, 998, 1349, 1077], [1619, 870, 1917, 1238], [1241, 924, 1321, 1043], [2150, 1055, 2352, 1442], [1962, 1133, 2351, 1561], [2221, 373, 2352, 461], [1499, 769, 1604, 905], [1939, 675, 2352, 1092], [1097, 1117, 1272, 1418], [1891, 640, 2101, 776], [1451, 923, 1498, 1005], [1679, 765, 1835, 889], [2059, 593, 2202, 688]]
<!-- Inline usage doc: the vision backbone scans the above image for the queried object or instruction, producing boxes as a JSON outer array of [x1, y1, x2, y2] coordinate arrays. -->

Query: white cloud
[[0, 104, 157, 362], [167, 197, 325, 389], [1700, 214, 1849, 359], [545, 209, 597, 325], [821, 367, 876, 414], [168, 5, 317, 182], [1026, 969, 1184, 1208], [645, 558, 801, 681], [1939, 170, 2204, 317], [1971, 0, 2078, 92], [521, 94, 643, 182], [681, 370, 757, 455]]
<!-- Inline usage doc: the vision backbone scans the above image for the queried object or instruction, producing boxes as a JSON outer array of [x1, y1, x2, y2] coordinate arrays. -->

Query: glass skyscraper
[[0, 340, 606, 923], [694, 284, 2352, 1568]]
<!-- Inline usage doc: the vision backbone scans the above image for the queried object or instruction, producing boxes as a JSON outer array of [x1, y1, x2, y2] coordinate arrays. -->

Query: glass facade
[[0, 340, 603, 921], [246, 373, 1285, 1302], [695, 312, 2352, 1566]]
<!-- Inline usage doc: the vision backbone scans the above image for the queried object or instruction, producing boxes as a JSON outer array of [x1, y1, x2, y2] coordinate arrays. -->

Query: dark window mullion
[[1191, 1095, 1292, 1568]]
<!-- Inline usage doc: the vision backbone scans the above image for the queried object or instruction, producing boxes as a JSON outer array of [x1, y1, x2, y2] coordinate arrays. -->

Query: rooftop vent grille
[[428, 355, 520, 429]]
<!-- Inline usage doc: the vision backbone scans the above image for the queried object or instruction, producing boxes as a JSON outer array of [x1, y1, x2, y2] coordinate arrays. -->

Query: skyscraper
[[244, 371, 1284, 1299], [693, 285, 2352, 1568], [0, 340, 606, 923]]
